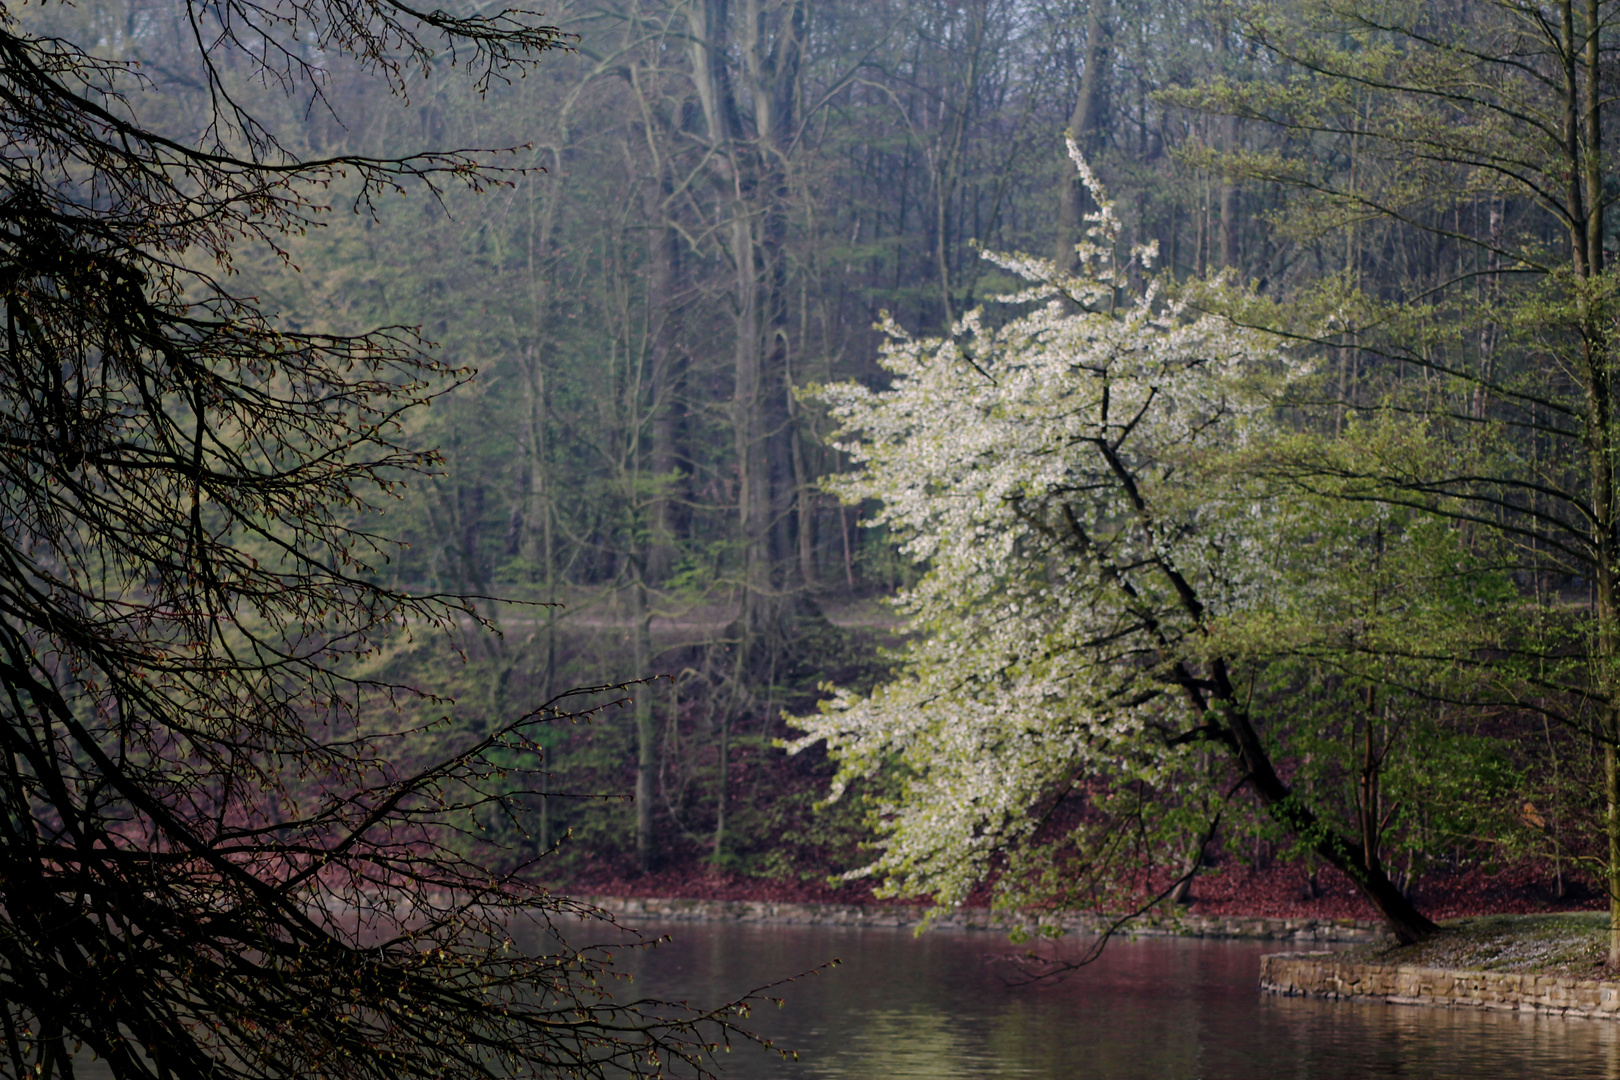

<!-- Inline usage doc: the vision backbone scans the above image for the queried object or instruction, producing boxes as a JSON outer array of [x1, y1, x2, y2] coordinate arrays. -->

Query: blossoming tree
[[789, 145, 1443, 944]]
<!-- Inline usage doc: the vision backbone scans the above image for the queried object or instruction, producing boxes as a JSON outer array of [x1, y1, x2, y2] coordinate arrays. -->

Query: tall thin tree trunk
[[713, 708, 730, 862], [730, 211, 771, 638], [1216, 16, 1240, 273], [646, 212, 682, 583], [1054, 0, 1111, 272], [931, 0, 984, 327], [688, 0, 804, 645], [632, 580, 657, 874], [1559, 0, 1619, 965], [788, 375, 816, 591], [1219, 119, 1239, 272]]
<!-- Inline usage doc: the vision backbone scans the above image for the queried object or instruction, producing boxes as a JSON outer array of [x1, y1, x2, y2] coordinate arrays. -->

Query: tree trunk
[[1097, 462, 1438, 941], [632, 581, 657, 874], [1220, 686, 1437, 943], [930, 0, 986, 327], [1054, 0, 1111, 273], [688, 0, 805, 643], [645, 200, 683, 584], [1218, 116, 1240, 272], [730, 210, 771, 638], [787, 366, 816, 590], [1166, 812, 1220, 906], [1216, 15, 1240, 273], [750, 0, 808, 601], [1561, 0, 1619, 965], [713, 707, 730, 862]]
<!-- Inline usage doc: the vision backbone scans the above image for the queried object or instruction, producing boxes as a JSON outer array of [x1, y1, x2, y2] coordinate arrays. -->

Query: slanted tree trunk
[[1220, 684, 1438, 943], [1074, 460, 1438, 942], [1166, 812, 1220, 907]]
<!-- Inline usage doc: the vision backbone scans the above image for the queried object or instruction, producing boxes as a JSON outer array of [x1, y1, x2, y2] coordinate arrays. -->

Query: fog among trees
[[225, 0, 1616, 926], [8, 0, 1620, 1037]]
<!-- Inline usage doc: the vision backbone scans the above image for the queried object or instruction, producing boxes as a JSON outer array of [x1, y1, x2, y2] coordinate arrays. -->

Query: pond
[[599, 920, 1620, 1079]]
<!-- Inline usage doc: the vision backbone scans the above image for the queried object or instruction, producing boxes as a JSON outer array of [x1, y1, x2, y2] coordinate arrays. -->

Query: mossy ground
[[1343, 913, 1612, 979]]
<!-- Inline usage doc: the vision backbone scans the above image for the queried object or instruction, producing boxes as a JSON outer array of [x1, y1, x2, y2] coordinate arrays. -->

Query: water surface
[[604, 920, 1620, 1079]]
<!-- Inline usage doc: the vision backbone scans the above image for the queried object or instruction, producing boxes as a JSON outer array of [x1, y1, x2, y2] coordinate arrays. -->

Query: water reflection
[[60, 918, 1620, 1079], [602, 921, 1620, 1080]]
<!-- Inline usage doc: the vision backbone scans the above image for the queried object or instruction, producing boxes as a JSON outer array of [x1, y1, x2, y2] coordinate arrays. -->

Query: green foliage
[[114, 0, 1612, 913], [787, 146, 1566, 924]]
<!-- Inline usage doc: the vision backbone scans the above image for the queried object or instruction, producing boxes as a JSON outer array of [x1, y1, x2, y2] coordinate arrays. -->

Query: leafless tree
[[0, 1, 780, 1076]]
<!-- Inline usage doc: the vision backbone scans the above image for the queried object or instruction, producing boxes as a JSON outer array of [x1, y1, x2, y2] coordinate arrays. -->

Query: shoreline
[[577, 896, 1620, 1019], [562, 860, 1598, 925], [1261, 913, 1620, 1020], [1261, 950, 1620, 1021], [574, 894, 1391, 943]]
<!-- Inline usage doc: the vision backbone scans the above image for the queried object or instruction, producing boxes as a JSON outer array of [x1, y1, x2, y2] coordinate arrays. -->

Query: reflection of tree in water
[[606, 923, 1620, 1079]]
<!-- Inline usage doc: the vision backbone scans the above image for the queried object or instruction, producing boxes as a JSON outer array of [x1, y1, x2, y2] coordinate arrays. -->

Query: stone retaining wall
[[577, 895, 1388, 943], [1261, 952, 1620, 1020]]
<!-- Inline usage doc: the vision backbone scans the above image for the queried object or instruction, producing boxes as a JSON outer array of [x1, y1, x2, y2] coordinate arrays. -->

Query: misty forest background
[[76, 0, 1590, 905]]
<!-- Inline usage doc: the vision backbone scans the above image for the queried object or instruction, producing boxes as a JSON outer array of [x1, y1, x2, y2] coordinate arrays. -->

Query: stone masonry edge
[[1260, 952, 1620, 1020]]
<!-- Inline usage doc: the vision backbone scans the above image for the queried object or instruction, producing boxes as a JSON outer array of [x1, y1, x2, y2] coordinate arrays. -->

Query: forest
[[3, 0, 1620, 1075], [243, 0, 1607, 944]]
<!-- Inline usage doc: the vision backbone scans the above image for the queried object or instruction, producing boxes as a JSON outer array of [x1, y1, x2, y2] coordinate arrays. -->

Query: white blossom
[[788, 151, 1301, 910]]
